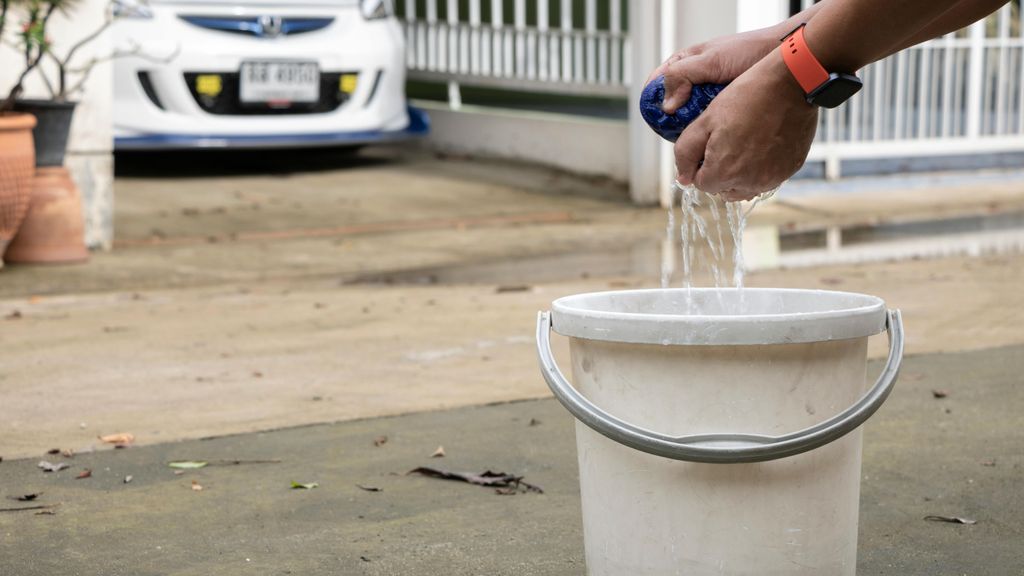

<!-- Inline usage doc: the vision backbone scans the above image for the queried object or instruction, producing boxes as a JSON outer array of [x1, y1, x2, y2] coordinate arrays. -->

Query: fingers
[[646, 51, 687, 85], [662, 54, 711, 113], [674, 121, 711, 187]]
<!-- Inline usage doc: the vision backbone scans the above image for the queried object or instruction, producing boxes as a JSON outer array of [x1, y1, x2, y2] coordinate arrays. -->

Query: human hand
[[647, 27, 782, 114], [674, 49, 819, 202]]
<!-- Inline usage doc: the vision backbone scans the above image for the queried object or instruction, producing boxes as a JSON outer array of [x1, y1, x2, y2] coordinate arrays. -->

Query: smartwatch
[[780, 23, 862, 108]]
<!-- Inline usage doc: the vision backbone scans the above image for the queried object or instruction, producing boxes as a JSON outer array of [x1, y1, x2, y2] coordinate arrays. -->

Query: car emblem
[[258, 15, 283, 38]]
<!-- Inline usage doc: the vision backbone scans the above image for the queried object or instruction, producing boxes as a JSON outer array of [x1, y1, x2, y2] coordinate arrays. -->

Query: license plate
[[240, 61, 320, 104]]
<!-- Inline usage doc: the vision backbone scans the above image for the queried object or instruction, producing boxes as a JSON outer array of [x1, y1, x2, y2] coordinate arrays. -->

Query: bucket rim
[[551, 287, 887, 346]]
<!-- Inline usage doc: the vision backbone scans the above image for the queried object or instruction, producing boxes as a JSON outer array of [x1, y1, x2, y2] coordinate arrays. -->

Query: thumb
[[662, 54, 713, 114]]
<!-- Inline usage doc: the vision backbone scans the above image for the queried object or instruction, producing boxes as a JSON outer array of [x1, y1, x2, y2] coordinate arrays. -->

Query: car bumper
[[115, 105, 429, 150]]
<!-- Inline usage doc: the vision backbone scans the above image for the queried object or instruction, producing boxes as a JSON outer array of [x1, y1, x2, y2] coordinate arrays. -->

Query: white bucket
[[536, 288, 903, 576]]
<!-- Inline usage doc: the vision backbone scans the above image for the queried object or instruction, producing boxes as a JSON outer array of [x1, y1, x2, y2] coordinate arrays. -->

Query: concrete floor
[[1, 146, 1023, 573], [1, 344, 1021, 575]]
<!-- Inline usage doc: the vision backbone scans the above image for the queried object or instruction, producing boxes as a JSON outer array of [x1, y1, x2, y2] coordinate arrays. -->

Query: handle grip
[[536, 309, 904, 464]]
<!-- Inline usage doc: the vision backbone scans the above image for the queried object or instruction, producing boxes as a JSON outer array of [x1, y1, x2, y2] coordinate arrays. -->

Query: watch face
[[809, 73, 863, 108]]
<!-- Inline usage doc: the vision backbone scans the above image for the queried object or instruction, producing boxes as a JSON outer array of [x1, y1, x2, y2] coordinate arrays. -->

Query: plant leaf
[[168, 461, 208, 469], [291, 481, 319, 490]]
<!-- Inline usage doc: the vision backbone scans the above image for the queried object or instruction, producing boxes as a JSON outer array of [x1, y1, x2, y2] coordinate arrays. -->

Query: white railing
[[804, 2, 1024, 177], [399, 0, 630, 97]]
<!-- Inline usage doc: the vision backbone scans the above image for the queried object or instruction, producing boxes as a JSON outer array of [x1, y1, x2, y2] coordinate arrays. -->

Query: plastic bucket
[[536, 288, 904, 576]]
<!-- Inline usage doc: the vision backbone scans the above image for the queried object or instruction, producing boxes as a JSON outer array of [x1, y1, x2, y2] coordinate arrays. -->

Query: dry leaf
[[124, 475, 134, 484], [356, 484, 382, 492], [924, 515, 976, 525], [191, 480, 203, 492], [430, 446, 446, 458], [46, 448, 60, 455], [291, 481, 318, 490], [38, 461, 69, 473], [99, 433, 135, 446], [408, 467, 543, 494], [4, 310, 22, 320], [932, 390, 949, 399], [7, 493, 42, 502], [528, 418, 541, 427], [61, 449, 74, 458], [75, 469, 92, 480], [373, 435, 388, 447]]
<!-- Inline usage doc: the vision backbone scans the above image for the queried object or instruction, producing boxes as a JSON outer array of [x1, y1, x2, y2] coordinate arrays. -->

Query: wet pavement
[[1, 344, 1022, 575]]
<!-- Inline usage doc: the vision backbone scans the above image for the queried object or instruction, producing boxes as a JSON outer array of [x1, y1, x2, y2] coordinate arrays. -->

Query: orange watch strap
[[781, 24, 829, 95]]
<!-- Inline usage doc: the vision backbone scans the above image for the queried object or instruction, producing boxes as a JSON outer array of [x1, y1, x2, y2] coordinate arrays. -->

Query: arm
[[656, 0, 1007, 114]]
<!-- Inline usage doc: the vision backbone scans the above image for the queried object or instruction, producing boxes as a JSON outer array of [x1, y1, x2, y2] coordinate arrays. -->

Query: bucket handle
[[536, 309, 904, 464]]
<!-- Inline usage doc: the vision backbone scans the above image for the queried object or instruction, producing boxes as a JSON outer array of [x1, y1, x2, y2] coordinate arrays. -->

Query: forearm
[[804, 0, 964, 71], [890, 0, 1009, 54]]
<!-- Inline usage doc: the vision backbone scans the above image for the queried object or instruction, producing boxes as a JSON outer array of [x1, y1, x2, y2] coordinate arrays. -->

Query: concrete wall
[[0, 0, 114, 250], [416, 100, 630, 183]]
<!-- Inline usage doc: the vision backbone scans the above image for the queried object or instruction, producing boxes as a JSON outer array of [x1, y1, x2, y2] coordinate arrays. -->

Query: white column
[[627, 0, 663, 205]]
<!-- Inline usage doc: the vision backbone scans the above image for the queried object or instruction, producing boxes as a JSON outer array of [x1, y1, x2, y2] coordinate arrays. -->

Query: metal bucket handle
[[536, 309, 904, 464]]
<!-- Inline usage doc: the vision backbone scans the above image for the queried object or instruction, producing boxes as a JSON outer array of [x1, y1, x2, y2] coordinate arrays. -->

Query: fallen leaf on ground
[[360, 556, 371, 562], [124, 475, 133, 484], [931, 390, 949, 399], [35, 510, 55, 516], [173, 470, 184, 476], [46, 448, 60, 455], [7, 493, 42, 502], [75, 469, 92, 480], [356, 484, 382, 492], [373, 435, 388, 447], [291, 481, 319, 490], [0, 504, 59, 513], [408, 467, 543, 494], [191, 480, 203, 492], [38, 461, 69, 473], [430, 446, 446, 458], [924, 515, 976, 525], [168, 461, 208, 469], [4, 310, 22, 320], [99, 433, 135, 446], [495, 285, 530, 293], [528, 418, 541, 427], [61, 449, 74, 458]]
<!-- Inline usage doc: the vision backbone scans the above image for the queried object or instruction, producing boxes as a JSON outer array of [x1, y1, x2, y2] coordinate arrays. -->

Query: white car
[[111, 0, 427, 149]]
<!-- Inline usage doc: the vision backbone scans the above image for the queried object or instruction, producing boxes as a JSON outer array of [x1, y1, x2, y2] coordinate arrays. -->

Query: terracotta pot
[[0, 112, 37, 266], [5, 166, 89, 264]]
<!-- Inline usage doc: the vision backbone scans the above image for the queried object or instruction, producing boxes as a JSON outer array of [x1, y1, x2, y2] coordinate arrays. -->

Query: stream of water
[[662, 183, 777, 310]]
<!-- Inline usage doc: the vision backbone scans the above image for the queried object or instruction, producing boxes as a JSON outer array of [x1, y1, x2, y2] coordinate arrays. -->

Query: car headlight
[[112, 0, 154, 19], [360, 0, 393, 20]]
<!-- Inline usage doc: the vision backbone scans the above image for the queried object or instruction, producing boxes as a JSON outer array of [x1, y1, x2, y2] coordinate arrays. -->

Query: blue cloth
[[639, 76, 726, 142]]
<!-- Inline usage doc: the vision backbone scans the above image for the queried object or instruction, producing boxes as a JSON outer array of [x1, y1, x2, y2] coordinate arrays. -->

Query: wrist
[[764, 47, 812, 106], [802, 21, 867, 73]]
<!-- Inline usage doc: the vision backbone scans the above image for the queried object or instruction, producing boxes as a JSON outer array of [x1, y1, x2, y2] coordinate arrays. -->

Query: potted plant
[[0, 0, 37, 267], [0, 0, 111, 264]]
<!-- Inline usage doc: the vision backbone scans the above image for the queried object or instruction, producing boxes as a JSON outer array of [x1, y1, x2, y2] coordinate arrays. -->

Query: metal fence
[[399, 0, 630, 97]]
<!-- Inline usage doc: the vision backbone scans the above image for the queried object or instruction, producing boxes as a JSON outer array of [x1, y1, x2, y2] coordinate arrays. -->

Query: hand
[[674, 49, 819, 202], [647, 27, 782, 114]]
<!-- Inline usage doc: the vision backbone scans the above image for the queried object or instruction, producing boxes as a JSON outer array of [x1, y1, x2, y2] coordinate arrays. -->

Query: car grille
[[179, 15, 334, 38], [184, 72, 354, 115]]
